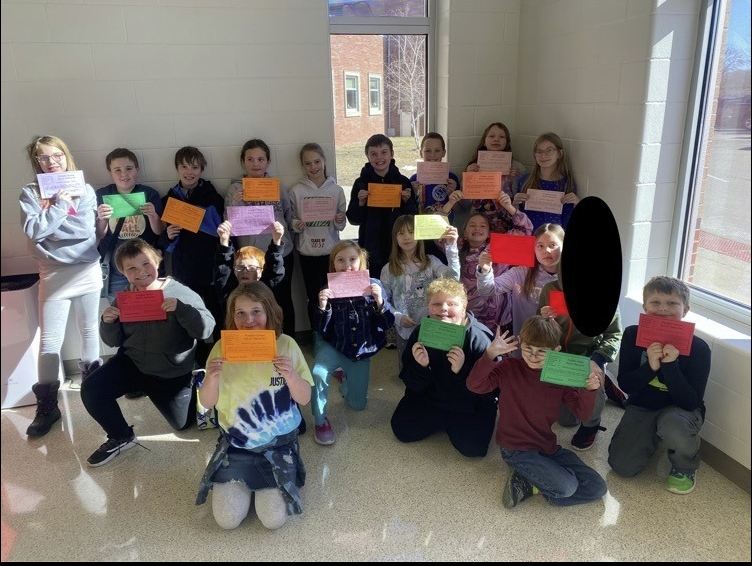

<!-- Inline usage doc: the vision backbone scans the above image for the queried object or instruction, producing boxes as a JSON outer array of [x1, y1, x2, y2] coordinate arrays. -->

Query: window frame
[[344, 71, 361, 117], [368, 73, 383, 115]]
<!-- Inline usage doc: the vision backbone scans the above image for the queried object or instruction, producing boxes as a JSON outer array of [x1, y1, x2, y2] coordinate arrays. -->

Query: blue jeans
[[501, 446, 607, 506], [311, 340, 371, 426]]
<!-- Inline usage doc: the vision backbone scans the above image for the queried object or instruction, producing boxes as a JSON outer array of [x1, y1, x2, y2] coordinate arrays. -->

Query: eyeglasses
[[534, 148, 558, 157], [35, 153, 65, 164], [234, 265, 261, 273], [521, 346, 550, 360]]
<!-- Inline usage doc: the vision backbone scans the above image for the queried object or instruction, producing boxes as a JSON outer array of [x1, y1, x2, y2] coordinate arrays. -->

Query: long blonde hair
[[225, 282, 283, 338], [26, 135, 77, 175], [387, 215, 430, 276]]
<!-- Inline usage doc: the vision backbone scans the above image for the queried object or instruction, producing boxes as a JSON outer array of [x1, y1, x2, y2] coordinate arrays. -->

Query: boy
[[608, 276, 711, 494], [160, 146, 225, 367], [391, 278, 497, 458], [96, 148, 165, 302], [346, 133, 418, 279], [467, 315, 607, 508]]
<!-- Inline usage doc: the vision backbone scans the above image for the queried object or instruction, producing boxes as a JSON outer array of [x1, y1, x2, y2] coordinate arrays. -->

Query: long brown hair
[[466, 122, 512, 168], [225, 282, 283, 337], [387, 215, 430, 276], [520, 132, 574, 195], [521, 223, 565, 299]]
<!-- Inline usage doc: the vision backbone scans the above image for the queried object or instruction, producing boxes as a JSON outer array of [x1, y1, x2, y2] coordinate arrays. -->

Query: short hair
[[519, 315, 561, 349], [225, 282, 283, 337], [106, 148, 139, 170], [114, 238, 163, 273], [174, 146, 207, 171], [426, 278, 468, 310], [241, 139, 271, 162], [299, 142, 328, 178], [643, 276, 691, 306], [26, 135, 77, 175], [235, 245, 266, 269], [365, 133, 393, 154], [328, 240, 369, 272], [420, 132, 446, 151]]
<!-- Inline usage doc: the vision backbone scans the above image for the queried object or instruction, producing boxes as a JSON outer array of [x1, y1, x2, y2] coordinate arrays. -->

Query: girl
[[196, 282, 313, 530], [20, 135, 103, 437], [476, 223, 564, 347], [288, 143, 347, 327], [225, 139, 296, 337], [311, 240, 395, 445], [465, 122, 528, 234], [380, 215, 460, 370], [514, 132, 579, 231]]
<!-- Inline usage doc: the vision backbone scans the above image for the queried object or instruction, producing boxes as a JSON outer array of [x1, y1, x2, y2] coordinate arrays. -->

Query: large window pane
[[328, 0, 426, 18]]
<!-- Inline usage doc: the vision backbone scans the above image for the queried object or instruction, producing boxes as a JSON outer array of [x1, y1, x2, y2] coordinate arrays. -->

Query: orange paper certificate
[[461, 172, 503, 200], [367, 183, 402, 208], [477, 151, 512, 175], [221, 330, 277, 362], [161, 197, 206, 233], [116, 290, 167, 323], [242, 177, 280, 202], [635, 313, 695, 356]]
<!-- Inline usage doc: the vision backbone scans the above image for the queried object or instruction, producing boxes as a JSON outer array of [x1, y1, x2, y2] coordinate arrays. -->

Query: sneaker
[[604, 375, 627, 409], [314, 418, 335, 445], [124, 391, 146, 399], [332, 368, 346, 384], [385, 326, 397, 349], [87, 428, 138, 467], [666, 468, 696, 494], [502, 471, 534, 509], [571, 424, 606, 451]]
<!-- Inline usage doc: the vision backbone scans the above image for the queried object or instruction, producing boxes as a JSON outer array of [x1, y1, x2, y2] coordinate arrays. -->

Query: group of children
[[19, 128, 711, 531]]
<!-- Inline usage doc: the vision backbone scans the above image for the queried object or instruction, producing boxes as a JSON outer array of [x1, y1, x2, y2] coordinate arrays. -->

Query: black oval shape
[[561, 196, 622, 337]]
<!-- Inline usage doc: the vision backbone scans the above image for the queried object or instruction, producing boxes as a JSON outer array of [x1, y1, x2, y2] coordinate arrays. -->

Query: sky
[[727, 0, 751, 68]]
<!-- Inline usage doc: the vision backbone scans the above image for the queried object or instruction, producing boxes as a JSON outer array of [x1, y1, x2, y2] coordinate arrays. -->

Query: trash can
[[1, 274, 63, 409]]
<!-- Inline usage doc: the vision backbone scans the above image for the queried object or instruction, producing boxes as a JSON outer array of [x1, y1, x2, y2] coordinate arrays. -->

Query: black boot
[[26, 381, 61, 437], [78, 358, 103, 384]]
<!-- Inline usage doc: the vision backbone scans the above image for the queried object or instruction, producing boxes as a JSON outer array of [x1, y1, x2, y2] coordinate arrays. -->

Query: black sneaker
[[124, 391, 146, 399], [571, 424, 606, 451], [87, 428, 137, 467], [502, 471, 534, 509], [604, 375, 627, 409]]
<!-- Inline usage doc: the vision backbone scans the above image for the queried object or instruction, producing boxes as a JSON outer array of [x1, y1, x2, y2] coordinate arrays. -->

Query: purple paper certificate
[[226, 205, 275, 236]]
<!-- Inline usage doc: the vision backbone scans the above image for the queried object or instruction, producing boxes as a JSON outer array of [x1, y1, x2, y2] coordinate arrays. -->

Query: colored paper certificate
[[161, 197, 206, 233], [242, 177, 280, 202], [37, 171, 87, 199], [367, 183, 402, 207], [635, 313, 695, 356], [300, 197, 336, 222], [548, 290, 569, 315], [489, 233, 536, 267], [327, 271, 372, 298], [416, 161, 450, 185], [524, 189, 564, 214], [414, 214, 449, 240], [103, 192, 147, 218], [226, 205, 275, 235], [461, 172, 503, 199], [477, 151, 512, 175], [221, 330, 277, 362], [417, 317, 467, 351], [116, 290, 166, 323], [540, 350, 590, 388]]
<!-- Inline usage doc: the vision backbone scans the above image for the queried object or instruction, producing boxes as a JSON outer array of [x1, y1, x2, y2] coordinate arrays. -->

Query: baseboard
[[700, 441, 751, 494]]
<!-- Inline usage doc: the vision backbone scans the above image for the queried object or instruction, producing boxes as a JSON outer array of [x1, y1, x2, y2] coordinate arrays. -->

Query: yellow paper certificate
[[221, 330, 277, 362], [161, 197, 206, 233], [414, 214, 449, 240]]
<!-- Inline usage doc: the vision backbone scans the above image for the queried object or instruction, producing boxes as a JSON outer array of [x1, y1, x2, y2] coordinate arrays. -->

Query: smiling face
[[108, 157, 138, 193], [177, 160, 202, 191], [35, 143, 68, 173], [420, 138, 446, 162], [242, 147, 270, 178], [535, 232, 563, 272], [233, 296, 268, 331], [367, 143, 393, 177], [520, 342, 552, 370], [463, 215, 490, 248], [428, 292, 467, 325], [484, 125, 508, 152], [533, 140, 563, 170], [302, 150, 326, 186], [643, 291, 689, 320], [395, 224, 417, 256], [333, 246, 361, 272], [121, 252, 160, 291]]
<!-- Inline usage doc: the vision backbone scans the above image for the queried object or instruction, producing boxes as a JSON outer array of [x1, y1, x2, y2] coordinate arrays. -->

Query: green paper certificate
[[103, 192, 147, 218], [540, 350, 590, 388], [417, 317, 467, 351]]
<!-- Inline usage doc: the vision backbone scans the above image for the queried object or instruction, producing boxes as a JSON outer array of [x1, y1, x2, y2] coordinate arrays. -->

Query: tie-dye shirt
[[202, 334, 313, 450]]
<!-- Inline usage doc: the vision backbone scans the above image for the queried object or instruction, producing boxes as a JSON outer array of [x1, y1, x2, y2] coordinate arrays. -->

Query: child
[[465, 122, 528, 234], [225, 139, 296, 337], [195, 282, 313, 529], [391, 278, 497, 457], [20, 135, 103, 437], [159, 146, 225, 367], [476, 223, 564, 346], [539, 278, 623, 450], [96, 148, 165, 302], [467, 315, 607, 508], [514, 132, 579, 231], [310, 240, 395, 445], [380, 215, 460, 370], [346, 133, 418, 279], [608, 276, 711, 494], [289, 143, 347, 326], [81, 239, 215, 467]]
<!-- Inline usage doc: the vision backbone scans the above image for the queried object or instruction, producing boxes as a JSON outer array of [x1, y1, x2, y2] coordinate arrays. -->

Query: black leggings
[[272, 252, 297, 337]]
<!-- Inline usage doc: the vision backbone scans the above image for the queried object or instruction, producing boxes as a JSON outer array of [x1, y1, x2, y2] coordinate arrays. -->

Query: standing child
[[96, 148, 166, 302], [195, 282, 313, 529], [289, 143, 347, 327], [391, 279, 497, 457], [310, 240, 395, 445], [380, 215, 460, 370], [514, 132, 579, 231], [225, 139, 296, 337], [159, 146, 225, 367], [20, 135, 103, 437], [608, 276, 711, 495], [467, 315, 607, 508], [346, 133, 418, 279]]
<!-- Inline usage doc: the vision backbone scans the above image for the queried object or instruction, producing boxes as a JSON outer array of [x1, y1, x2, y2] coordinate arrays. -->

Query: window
[[344, 73, 361, 116], [369, 74, 382, 114], [675, 0, 751, 328]]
